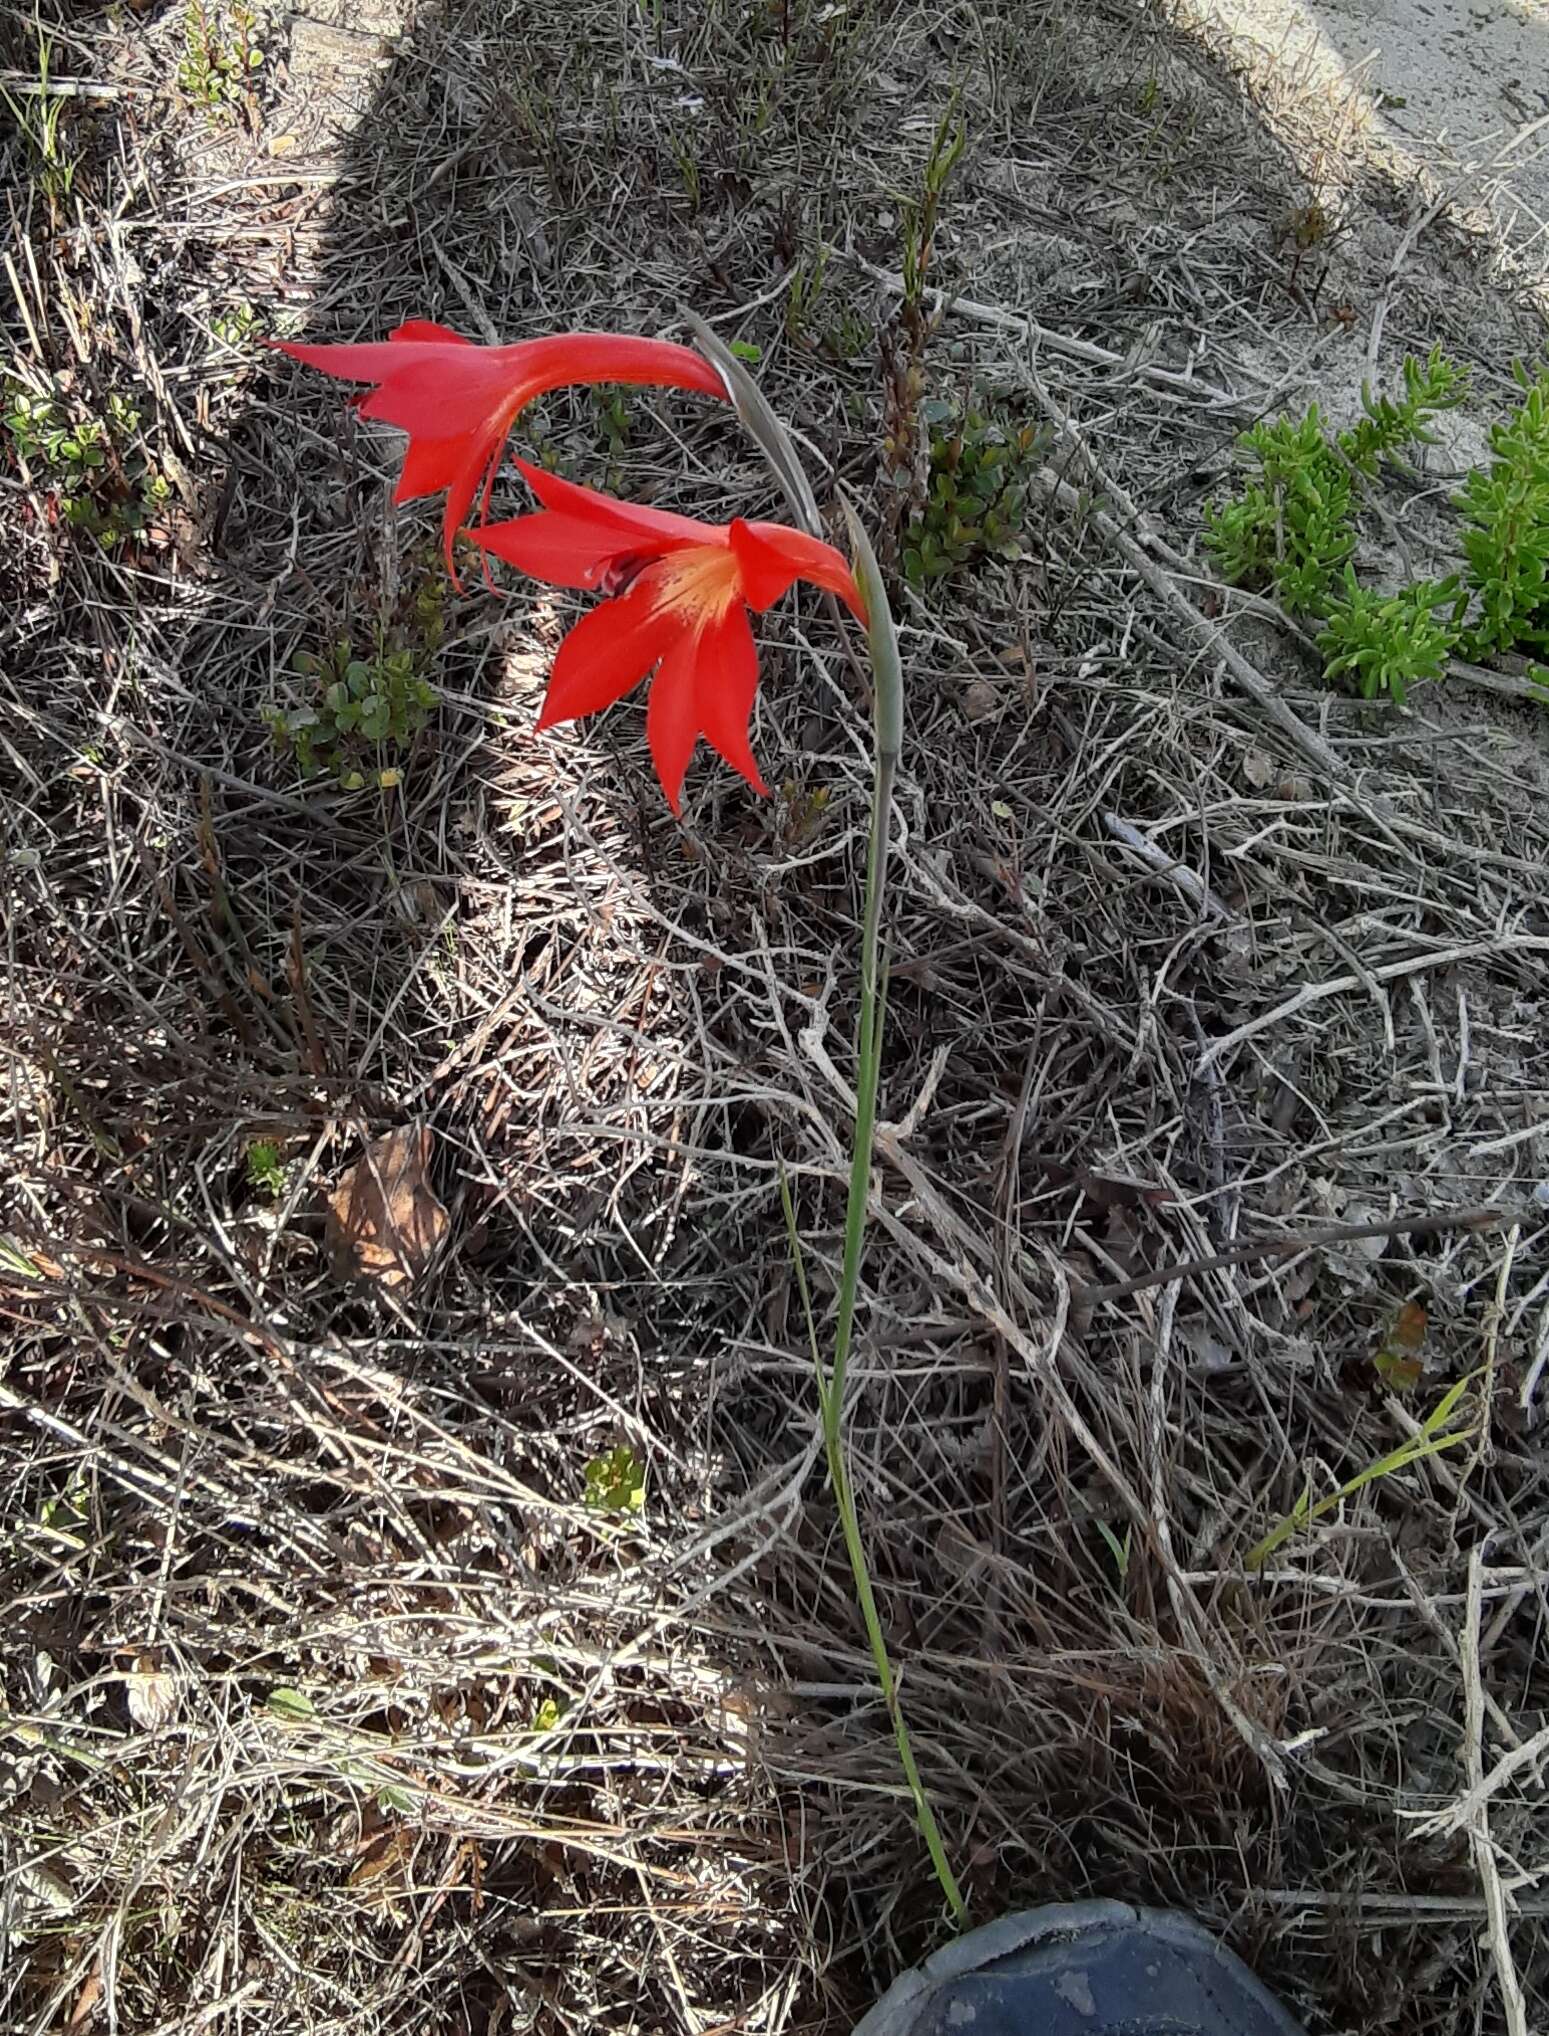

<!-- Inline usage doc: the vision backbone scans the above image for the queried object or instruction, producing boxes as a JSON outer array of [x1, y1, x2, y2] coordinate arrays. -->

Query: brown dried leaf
[[327, 1124, 449, 1289], [1373, 1300, 1428, 1390], [347, 1828, 413, 1918]]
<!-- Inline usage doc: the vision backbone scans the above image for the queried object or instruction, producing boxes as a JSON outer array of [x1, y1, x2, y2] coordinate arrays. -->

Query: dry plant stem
[[678, 307, 820, 534], [854, 257, 1262, 413], [1080, 1203, 1510, 1310], [1032, 465, 1360, 791], [1460, 1548, 1530, 2036], [700, 322, 966, 1920]]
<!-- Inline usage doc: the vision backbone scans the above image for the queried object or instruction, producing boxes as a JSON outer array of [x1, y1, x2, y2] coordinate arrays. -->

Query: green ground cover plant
[[1207, 348, 1549, 702]]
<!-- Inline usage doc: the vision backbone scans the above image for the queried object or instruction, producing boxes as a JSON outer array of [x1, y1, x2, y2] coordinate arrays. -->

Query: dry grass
[[4, 1, 1549, 2033]]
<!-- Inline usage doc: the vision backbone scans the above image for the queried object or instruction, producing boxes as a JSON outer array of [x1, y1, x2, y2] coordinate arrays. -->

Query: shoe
[[852, 1900, 1308, 2036]]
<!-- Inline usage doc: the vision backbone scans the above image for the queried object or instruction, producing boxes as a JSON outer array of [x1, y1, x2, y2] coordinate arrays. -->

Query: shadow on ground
[[4, 2, 1549, 2033]]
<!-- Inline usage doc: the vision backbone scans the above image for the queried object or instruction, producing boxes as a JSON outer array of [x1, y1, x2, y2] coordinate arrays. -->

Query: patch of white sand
[[1179, 0, 1549, 283]]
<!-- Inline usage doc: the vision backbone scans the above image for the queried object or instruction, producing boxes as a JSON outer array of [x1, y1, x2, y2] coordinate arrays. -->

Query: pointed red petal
[[537, 583, 680, 729], [510, 456, 719, 551], [475, 509, 643, 589], [351, 351, 520, 440], [395, 433, 467, 503], [730, 519, 867, 623], [693, 604, 769, 797], [440, 446, 505, 575], [267, 336, 430, 383], [267, 323, 478, 381], [646, 634, 702, 816], [390, 320, 474, 344]]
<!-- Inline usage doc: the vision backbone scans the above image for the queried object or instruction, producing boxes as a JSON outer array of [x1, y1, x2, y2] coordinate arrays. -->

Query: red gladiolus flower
[[268, 321, 727, 578], [475, 459, 867, 814]]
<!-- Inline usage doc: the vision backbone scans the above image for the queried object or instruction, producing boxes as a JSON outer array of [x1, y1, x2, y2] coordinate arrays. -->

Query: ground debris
[[326, 1123, 449, 1287]]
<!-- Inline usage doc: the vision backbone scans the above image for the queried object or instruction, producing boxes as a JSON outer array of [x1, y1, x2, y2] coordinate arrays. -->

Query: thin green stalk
[[701, 325, 965, 1919], [832, 511, 964, 1918]]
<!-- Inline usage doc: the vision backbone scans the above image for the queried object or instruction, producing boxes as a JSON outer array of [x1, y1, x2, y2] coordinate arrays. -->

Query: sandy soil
[[1188, 0, 1549, 277]]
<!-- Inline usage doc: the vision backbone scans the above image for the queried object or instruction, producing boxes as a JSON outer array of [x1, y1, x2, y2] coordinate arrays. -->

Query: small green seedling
[[821, 304, 873, 363], [780, 778, 832, 848], [2, 379, 167, 546], [211, 300, 258, 351], [1, 33, 78, 216], [245, 1139, 285, 1197], [1316, 569, 1459, 704], [903, 399, 1044, 588], [785, 244, 830, 341], [1093, 1518, 1132, 1584], [666, 125, 701, 212], [593, 388, 631, 456], [38, 1479, 90, 1547], [583, 1443, 645, 1518], [901, 106, 966, 311], [178, 0, 264, 118], [1246, 1373, 1476, 1570], [264, 638, 439, 789]]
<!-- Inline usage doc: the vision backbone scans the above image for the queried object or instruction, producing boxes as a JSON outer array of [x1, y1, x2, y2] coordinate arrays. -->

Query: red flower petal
[[475, 509, 643, 590], [536, 582, 680, 729], [271, 328, 728, 580], [693, 604, 768, 798], [395, 432, 474, 505], [730, 519, 867, 623], [646, 633, 703, 816], [510, 457, 719, 552], [389, 320, 474, 345]]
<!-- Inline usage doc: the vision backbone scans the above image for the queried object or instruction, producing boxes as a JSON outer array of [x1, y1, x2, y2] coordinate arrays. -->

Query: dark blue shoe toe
[[853, 1901, 1308, 2036]]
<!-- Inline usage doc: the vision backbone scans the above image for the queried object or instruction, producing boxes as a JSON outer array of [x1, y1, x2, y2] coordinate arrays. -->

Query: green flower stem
[[782, 508, 965, 1923], [692, 312, 964, 1919]]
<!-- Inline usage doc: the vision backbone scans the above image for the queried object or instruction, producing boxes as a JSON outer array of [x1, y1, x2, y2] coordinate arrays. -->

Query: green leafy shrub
[[1316, 569, 1460, 704], [264, 638, 439, 790], [1455, 362, 1549, 659], [1341, 345, 1467, 476], [1205, 349, 1468, 616], [903, 400, 1044, 588], [1205, 408, 1356, 612]]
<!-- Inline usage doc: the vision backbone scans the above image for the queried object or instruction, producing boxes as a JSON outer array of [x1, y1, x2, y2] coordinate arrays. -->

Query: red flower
[[475, 459, 866, 813], [269, 321, 726, 579]]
